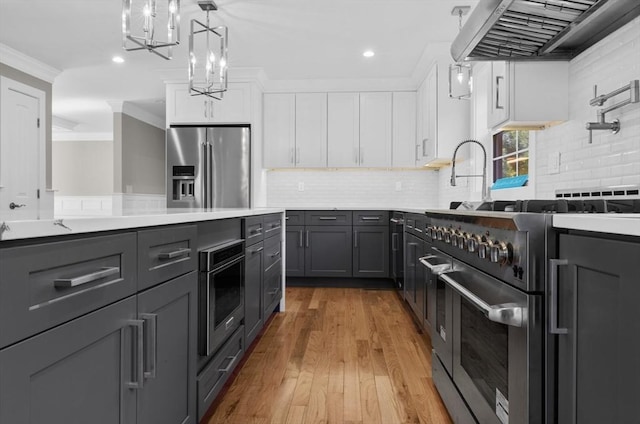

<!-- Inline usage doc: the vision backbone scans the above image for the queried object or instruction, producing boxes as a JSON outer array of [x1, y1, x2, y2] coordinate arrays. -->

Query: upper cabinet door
[[263, 93, 296, 168], [166, 83, 251, 125], [359, 92, 392, 167], [488, 61, 509, 129], [211, 83, 251, 123], [327, 93, 360, 167], [295, 93, 327, 167], [392, 92, 417, 168]]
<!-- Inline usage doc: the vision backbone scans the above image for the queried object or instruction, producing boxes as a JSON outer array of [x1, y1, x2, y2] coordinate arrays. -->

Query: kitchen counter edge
[[0, 208, 285, 241], [553, 214, 640, 237]]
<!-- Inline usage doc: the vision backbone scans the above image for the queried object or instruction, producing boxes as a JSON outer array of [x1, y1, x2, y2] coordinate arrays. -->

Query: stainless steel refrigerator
[[166, 125, 250, 208]]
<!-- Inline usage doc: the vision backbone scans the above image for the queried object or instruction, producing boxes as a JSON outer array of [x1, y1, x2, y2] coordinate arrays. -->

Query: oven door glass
[[209, 257, 244, 329], [459, 297, 509, 419]]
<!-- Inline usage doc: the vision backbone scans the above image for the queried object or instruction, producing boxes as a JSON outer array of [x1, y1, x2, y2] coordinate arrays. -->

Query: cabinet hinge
[[37, 118, 40, 128]]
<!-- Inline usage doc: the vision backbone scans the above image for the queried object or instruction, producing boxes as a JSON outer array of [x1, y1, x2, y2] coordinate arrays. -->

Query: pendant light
[[189, 0, 228, 100], [122, 0, 180, 60], [449, 6, 472, 100]]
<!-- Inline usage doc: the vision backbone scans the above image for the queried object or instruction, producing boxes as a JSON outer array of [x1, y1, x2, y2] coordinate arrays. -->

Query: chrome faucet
[[450, 139, 491, 201], [586, 80, 639, 143]]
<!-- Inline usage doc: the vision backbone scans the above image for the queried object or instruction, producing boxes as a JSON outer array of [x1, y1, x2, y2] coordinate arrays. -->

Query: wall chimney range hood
[[451, 0, 640, 62]]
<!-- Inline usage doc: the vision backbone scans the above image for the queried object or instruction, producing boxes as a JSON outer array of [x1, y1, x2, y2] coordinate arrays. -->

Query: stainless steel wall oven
[[199, 239, 245, 362]]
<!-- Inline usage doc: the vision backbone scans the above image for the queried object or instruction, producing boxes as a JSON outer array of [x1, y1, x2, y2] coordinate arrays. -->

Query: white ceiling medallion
[[449, 6, 472, 100], [189, 0, 228, 100], [122, 0, 180, 60]]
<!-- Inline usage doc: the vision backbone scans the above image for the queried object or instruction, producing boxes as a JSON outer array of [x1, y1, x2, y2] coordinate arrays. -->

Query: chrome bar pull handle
[[299, 230, 303, 247], [126, 319, 145, 389], [495, 76, 504, 110], [354, 231, 358, 248], [305, 230, 309, 248], [158, 247, 191, 260], [549, 259, 569, 334], [54, 266, 120, 288], [218, 351, 240, 373], [140, 313, 157, 380]]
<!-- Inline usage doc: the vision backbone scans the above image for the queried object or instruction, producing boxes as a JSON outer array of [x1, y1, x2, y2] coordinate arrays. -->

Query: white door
[[359, 92, 392, 167], [0, 77, 45, 219], [327, 92, 359, 167], [295, 93, 327, 167]]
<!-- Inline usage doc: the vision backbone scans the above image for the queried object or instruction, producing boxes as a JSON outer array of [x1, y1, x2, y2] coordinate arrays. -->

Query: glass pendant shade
[[449, 63, 473, 100], [189, 12, 228, 100], [122, 0, 180, 60]]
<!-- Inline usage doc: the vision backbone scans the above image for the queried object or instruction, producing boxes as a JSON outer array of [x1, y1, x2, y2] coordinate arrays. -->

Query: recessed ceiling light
[[112, 56, 125, 64], [363, 50, 375, 58]]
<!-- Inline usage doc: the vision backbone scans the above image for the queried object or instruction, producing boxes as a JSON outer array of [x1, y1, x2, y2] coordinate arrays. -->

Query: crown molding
[[0, 43, 61, 83], [411, 42, 451, 86]]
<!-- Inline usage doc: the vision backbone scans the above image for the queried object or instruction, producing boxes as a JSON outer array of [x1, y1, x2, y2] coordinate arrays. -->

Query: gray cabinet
[[0, 296, 137, 424], [555, 234, 640, 424], [285, 225, 305, 277], [305, 225, 353, 277], [353, 226, 389, 278], [136, 272, 198, 424], [404, 232, 425, 323], [264, 261, 283, 316], [244, 241, 264, 347]]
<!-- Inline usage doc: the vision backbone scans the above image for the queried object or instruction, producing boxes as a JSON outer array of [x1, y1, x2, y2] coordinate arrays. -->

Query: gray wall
[[113, 112, 166, 195], [52, 140, 114, 196], [0, 63, 53, 189]]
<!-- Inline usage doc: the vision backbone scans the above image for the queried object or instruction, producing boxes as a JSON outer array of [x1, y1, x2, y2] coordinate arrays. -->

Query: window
[[493, 130, 529, 182]]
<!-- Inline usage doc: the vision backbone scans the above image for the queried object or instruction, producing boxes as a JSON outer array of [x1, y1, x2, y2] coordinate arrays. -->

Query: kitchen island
[[0, 207, 285, 424]]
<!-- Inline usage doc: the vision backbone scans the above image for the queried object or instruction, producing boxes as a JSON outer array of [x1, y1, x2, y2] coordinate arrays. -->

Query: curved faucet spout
[[450, 139, 491, 201]]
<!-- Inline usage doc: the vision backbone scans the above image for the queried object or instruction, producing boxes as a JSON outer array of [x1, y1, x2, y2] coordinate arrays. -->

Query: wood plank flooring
[[205, 287, 452, 424]]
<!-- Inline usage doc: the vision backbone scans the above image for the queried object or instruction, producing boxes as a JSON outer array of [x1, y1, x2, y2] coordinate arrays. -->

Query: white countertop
[[282, 206, 432, 214], [553, 214, 640, 237], [0, 208, 285, 241]]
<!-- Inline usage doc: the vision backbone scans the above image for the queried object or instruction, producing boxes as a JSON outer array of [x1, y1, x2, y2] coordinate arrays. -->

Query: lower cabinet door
[[136, 272, 198, 424], [264, 261, 283, 316], [352, 226, 389, 278], [285, 225, 305, 277], [0, 297, 137, 424], [245, 242, 264, 348], [304, 226, 353, 277]]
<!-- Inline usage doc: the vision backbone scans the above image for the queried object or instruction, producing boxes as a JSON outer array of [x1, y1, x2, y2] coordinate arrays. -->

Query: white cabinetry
[[416, 62, 470, 167], [392, 92, 417, 168], [166, 82, 251, 125], [359, 92, 392, 167], [488, 61, 569, 129], [295, 93, 327, 167], [263, 93, 295, 168], [263, 93, 327, 168], [327, 93, 360, 167]]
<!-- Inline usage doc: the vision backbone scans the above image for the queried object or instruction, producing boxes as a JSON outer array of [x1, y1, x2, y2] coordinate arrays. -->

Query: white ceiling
[[0, 0, 478, 136]]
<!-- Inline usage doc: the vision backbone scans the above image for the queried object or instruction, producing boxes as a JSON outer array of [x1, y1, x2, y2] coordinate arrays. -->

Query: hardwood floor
[[205, 287, 453, 424]]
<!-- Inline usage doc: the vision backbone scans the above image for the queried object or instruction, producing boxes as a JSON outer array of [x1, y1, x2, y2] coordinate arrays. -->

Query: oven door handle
[[439, 272, 525, 327], [418, 255, 452, 275]]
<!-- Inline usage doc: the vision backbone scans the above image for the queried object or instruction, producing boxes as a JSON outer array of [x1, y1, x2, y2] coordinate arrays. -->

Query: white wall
[[267, 169, 439, 208], [534, 16, 640, 198], [52, 139, 114, 195]]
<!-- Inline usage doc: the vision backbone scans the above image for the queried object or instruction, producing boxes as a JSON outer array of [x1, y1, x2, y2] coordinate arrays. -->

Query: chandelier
[[122, 0, 180, 60], [189, 0, 228, 100]]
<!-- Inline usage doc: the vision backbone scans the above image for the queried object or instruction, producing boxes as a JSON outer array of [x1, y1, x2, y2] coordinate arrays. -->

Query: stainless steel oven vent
[[451, 0, 640, 61]]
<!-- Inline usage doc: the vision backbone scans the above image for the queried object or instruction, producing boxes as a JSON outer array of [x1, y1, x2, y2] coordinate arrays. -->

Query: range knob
[[443, 229, 452, 244], [457, 233, 468, 250], [426, 226, 435, 239], [478, 240, 493, 260], [467, 235, 481, 253], [451, 232, 459, 248], [490, 242, 513, 265], [436, 228, 444, 241]]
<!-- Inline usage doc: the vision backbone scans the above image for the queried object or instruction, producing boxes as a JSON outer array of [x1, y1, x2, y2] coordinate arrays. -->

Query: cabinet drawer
[[138, 225, 198, 291], [197, 325, 244, 420], [353, 210, 389, 226], [0, 233, 137, 349], [263, 235, 281, 272], [263, 213, 282, 240], [243, 216, 264, 246], [305, 210, 352, 226], [263, 264, 282, 316], [285, 211, 304, 226]]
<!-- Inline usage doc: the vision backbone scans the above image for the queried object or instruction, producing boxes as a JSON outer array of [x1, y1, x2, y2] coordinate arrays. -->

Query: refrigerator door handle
[[208, 142, 214, 208], [202, 142, 208, 207]]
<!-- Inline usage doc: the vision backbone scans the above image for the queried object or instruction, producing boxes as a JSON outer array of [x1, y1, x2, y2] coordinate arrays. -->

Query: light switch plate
[[395, 181, 402, 191], [297, 182, 305, 191]]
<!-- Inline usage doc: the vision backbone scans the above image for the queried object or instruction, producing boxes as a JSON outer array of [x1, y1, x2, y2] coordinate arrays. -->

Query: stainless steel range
[[423, 196, 640, 424]]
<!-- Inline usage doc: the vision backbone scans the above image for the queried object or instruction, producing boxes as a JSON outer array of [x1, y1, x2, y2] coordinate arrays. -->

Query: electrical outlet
[[298, 182, 305, 191], [549, 152, 561, 174], [395, 181, 402, 191]]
